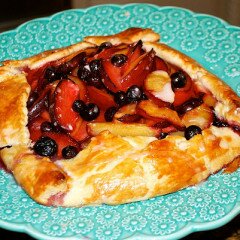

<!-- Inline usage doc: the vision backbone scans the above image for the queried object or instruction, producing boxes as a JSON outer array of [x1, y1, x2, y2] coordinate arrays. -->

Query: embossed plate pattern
[[0, 4, 239, 240]]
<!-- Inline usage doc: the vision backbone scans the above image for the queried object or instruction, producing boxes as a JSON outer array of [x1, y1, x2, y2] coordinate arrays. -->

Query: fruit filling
[[26, 41, 237, 159]]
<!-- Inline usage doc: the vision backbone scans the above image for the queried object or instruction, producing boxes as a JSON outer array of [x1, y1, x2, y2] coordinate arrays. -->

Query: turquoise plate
[[0, 4, 239, 240]]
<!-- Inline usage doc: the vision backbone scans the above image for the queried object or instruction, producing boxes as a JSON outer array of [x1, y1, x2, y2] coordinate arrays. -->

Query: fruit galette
[[0, 28, 239, 206]]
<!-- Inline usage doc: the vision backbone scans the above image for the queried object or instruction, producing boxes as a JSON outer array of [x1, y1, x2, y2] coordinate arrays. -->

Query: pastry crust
[[84, 27, 160, 45], [0, 28, 239, 206]]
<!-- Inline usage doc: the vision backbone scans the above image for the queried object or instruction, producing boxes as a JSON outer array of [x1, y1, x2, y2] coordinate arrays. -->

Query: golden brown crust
[[3, 125, 238, 207], [0, 68, 30, 147], [3, 42, 96, 70], [84, 27, 160, 45], [0, 145, 69, 205], [0, 28, 239, 206]]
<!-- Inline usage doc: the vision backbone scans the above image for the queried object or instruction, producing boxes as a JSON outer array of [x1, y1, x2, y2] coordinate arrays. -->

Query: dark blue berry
[[104, 106, 118, 122], [184, 125, 202, 140], [111, 54, 128, 67], [114, 91, 128, 106], [33, 136, 57, 157], [126, 85, 143, 102], [77, 66, 91, 81], [89, 59, 102, 72], [88, 74, 104, 89], [44, 67, 67, 82], [72, 100, 86, 113], [141, 93, 148, 100], [98, 42, 112, 52], [44, 67, 58, 82], [62, 146, 78, 159], [171, 70, 187, 89], [157, 132, 168, 139], [80, 103, 100, 121]]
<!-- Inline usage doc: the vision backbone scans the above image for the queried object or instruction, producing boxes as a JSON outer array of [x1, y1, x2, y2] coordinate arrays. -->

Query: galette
[[0, 28, 239, 206]]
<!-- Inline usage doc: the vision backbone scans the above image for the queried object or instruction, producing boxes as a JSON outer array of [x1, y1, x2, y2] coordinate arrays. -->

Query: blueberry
[[98, 42, 112, 52], [72, 100, 86, 113], [89, 59, 102, 72], [157, 132, 168, 139], [88, 74, 104, 89], [114, 91, 128, 106], [80, 103, 100, 121], [126, 85, 143, 102], [62, 146, 78, 159], [57, 62, 72, 74], [141, 93, 148, 100], [77, 66, 91, 81], [111, 54, 128, 67], [44, 67, 58, 82], [171, 70, 187, 89], [44, 67, 67, 82], [41, 121, 53, 132], [184, 125, 202, 140], [104, 106, 118, 122], [33, 136, 57, 157]]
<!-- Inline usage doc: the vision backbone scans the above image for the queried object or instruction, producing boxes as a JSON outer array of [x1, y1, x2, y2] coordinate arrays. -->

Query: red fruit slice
[[102, 50, 155, 92], [28, 116, 45, 141], [102, 59, 122, 91], [41, 110, 51, 121], [87, 86, 116, 110], [68, 75, 88, 101], [25, 64, 48, 89], [70, 119, 89, 142], [154, 56, 168, 73], [93, 110, 106, 122], [43, 132, 79, 158], [122, 41, 143, 73], [119, 49, 155, 91], [53, 79, 80, 131], [28, 81, 60, 121], [93, 44, 128, 60]]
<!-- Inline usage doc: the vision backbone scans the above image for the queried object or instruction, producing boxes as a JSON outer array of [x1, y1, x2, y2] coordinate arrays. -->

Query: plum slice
[[119, 49, 155, 91], [103, 49, 155, 92], [52, 79, 80, 131], [87, 86, 116, 110], [137, 100, 184, 129]]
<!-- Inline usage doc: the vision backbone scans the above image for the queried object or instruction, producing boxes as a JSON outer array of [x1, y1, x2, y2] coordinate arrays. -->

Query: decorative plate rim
[[0, 3, 239, 240], [2, 4, 240, 40]]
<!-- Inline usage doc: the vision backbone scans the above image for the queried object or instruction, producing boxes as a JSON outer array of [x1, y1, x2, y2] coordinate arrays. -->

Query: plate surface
[[0, 4, 239, 240]]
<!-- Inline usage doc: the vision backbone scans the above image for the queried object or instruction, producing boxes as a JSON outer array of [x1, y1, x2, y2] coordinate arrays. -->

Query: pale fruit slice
[[114, 103, 137, 119], [203, 93, 217, 107], [87, 122, 158, 137], [113, 103, 139, 123], [181, 103, 213, 129], [137, 100, 184, 128], [144, 70, 175, 103]]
